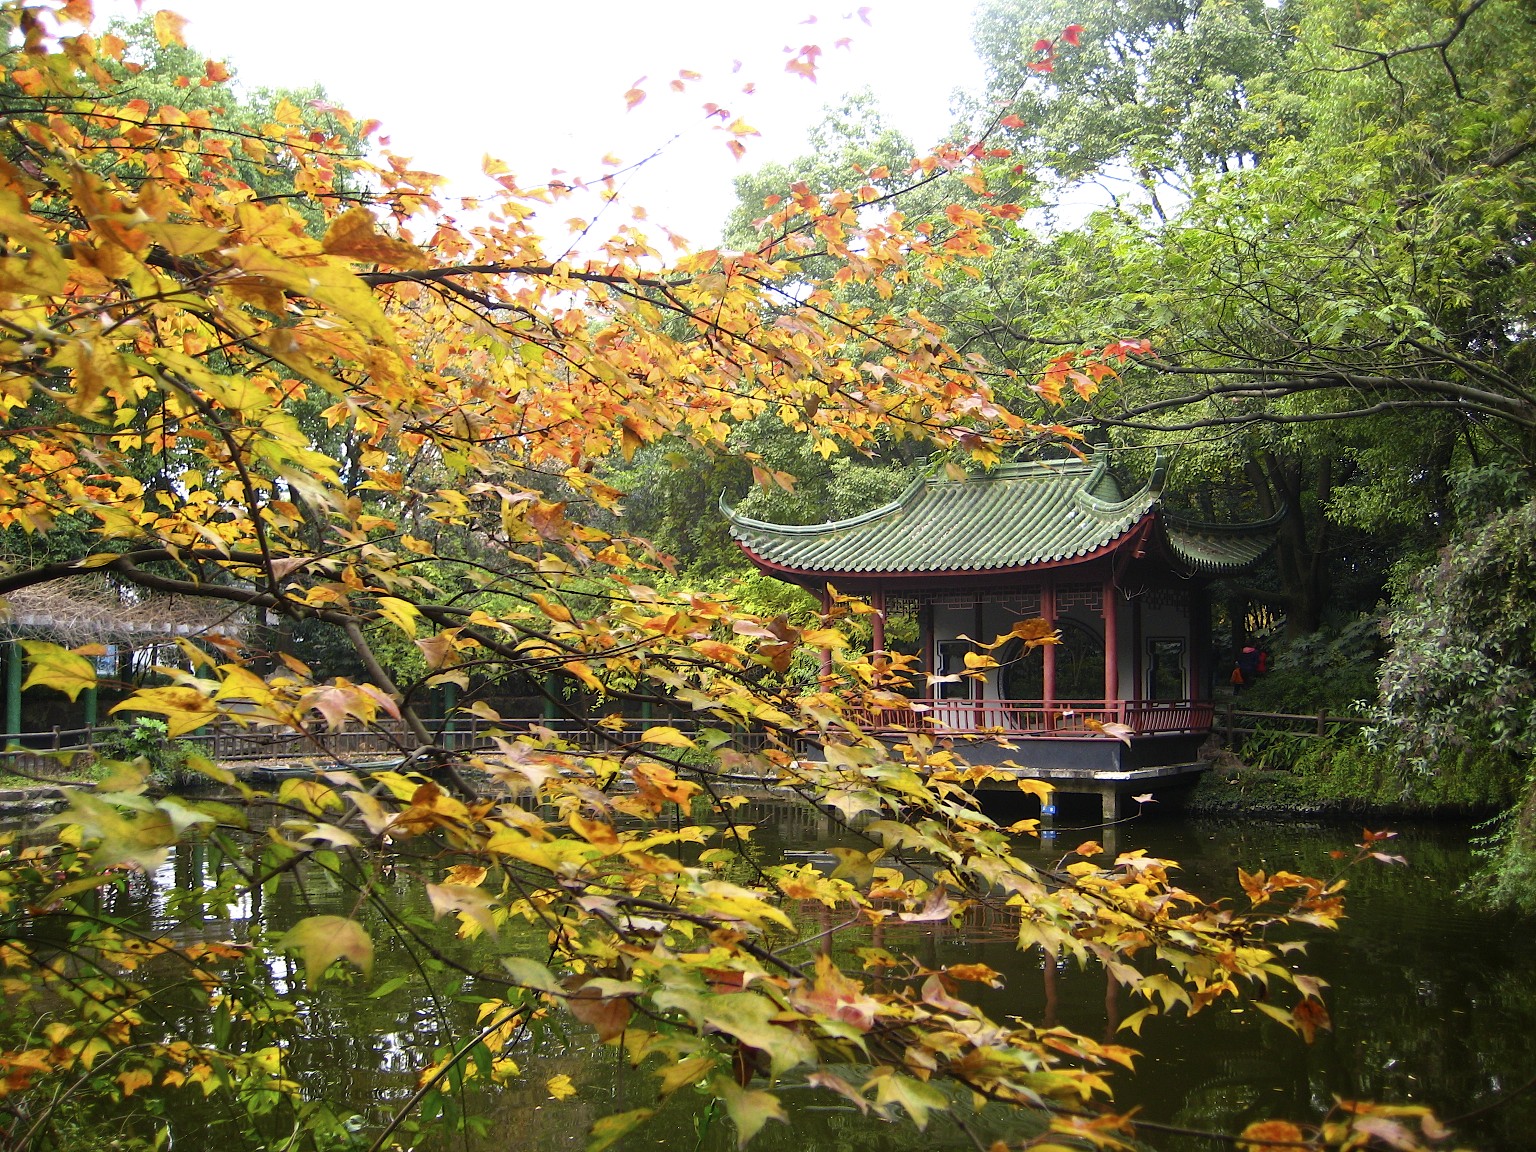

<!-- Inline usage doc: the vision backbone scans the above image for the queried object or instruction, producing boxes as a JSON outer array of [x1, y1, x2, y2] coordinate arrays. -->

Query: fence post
[[1317, 711, 1327, 737]]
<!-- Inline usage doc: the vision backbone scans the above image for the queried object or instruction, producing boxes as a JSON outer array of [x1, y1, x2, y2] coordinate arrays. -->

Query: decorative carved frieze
[[1055, 582, 1104, 614]]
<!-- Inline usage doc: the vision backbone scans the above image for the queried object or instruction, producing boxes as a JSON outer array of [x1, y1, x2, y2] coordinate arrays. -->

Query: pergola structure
[[2, 579, 249, 739], [725, 454, 1279, 783]]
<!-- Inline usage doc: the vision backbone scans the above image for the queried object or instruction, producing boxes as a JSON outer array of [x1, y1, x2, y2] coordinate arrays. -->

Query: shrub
[[95, 717, 199, 788], [1237, 616, 1382, 715]]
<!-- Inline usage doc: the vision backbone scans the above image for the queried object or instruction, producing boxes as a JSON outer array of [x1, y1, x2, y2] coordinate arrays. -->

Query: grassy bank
[[1188, 728, 1524, 820]]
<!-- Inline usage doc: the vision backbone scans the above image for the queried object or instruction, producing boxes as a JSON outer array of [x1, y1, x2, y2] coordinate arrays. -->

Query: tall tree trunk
[[1240, 452, 1333, 638]]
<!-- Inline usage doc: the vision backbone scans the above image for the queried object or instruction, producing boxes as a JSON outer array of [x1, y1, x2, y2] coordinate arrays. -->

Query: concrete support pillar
[[1099, 823, 1120, 859], [1099, 785, 1126, 824], [1038, 791, 1057, 831]]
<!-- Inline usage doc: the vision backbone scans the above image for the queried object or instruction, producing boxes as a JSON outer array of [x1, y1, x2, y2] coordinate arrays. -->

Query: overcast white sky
[[97, 1, 989, 246]]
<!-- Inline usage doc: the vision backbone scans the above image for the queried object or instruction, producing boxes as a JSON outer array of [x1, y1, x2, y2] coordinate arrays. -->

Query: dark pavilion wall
[[922, 578, 1196, 704]]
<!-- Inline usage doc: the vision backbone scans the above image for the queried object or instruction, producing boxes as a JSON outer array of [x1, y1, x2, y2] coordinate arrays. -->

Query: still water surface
[[98, 803, 1536, 1151]]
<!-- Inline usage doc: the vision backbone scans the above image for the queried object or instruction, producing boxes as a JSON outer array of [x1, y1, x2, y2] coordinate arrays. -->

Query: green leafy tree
[[946, 0, 1534, 638], [1375, 495, 1536, 901], [973, 0, 1292, 194]]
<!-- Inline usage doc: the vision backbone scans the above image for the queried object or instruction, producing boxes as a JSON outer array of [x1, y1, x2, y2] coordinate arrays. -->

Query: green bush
[[95, 717, 199, 788], [1471, 787, 1536, 914], [1378, 499, 1536, 769], [1371, 498, 1536, 906], [1197, 726, 1521, 817], [1236, 616, 1382, 715]]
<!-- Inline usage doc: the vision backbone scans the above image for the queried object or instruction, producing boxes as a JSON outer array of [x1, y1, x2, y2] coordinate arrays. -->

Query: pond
[[34, 800, 1536, 1152]]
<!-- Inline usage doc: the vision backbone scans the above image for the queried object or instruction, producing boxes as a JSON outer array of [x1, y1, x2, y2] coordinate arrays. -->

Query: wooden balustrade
[[852, 698, 1214, 737]]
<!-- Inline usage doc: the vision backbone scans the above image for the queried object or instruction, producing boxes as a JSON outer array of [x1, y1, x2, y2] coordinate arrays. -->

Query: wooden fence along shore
[[1214, 706, 1371, 739], [0, 707, 1367, 779], [0, 716, 774, 778]]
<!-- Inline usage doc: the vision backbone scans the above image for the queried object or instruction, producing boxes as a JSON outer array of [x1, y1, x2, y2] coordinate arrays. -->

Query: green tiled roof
[[1164, 515, 1279, 573], [723, 455, 1277, 579]]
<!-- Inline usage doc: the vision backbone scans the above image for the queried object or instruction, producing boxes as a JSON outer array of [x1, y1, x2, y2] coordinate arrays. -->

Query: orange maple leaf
[[785, 45, 822, 81], [1238, 1121, 1307, 1152]]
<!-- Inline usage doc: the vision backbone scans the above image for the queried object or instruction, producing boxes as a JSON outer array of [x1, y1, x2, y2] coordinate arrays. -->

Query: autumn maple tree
[[0, 4, 1458, 1151]]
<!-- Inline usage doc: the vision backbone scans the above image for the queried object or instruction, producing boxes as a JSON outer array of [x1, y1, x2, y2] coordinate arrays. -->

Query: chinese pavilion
[[724, 454, 1280, 811]]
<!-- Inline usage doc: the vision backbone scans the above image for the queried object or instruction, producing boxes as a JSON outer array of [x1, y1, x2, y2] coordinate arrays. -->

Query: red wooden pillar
[[871, 586, 887, 688], [921, 598, 935, 699], [819, 585, 834, 681], [972, 595, 986, 719], [1131, 595, 1144, 705], [1041, 578, 1057, 723], [1103, 574, 1119, 717]]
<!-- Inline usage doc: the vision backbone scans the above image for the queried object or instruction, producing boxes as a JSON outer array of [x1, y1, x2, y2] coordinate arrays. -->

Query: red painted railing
[[1123, 700, 1216, 734], [852, 699, 1214, 738]]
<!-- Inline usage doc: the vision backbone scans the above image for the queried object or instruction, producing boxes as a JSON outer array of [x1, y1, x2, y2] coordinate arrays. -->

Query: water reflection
[[755, 806, 1536, 1152], [1003, 819, 1536, 1152], [38, 797, 1536, 1151]]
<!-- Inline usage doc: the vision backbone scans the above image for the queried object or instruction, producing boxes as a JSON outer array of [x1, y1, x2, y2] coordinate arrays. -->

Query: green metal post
[[442, 682, 459, 746], [83, 684, 99, 729], [4, 640, 22, 746], [543, 672, 559, 721]]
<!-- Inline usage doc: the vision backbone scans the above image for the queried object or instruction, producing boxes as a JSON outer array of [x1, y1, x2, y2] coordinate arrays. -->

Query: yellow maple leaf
[[152, 10, 187, 46], [375, 596, 420, 638], [20, 641, 97, 702], [639, 725, 695, 748], [116, 1067, 154, 1097]]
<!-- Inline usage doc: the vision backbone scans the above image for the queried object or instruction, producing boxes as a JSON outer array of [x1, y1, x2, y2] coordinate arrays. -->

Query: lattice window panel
[[1055, 582, 1103, 613], [1144, 587, 1190, 610], [899, 589, 1040, 612], [1008, 591, 1043, 617]]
